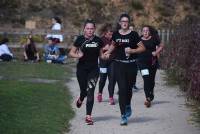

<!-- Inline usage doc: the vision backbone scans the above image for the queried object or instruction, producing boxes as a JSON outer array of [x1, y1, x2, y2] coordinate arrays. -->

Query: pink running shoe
[[109, 97, 115, 105], [85, 116, 94, 125], [76, 97, 82, 108]]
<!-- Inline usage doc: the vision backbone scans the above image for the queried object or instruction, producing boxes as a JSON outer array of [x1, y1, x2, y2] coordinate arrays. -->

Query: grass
[[0, 61, 74, 134], [164, 69, 200, 127], [163, 69, 179, 86], [0, 62, 72, 80], [186, 100, 200, 127]]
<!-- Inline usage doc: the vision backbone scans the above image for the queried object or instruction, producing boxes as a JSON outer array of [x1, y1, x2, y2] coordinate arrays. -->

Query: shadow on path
[[129, 116, 157, 124], [94, 115, 118, 122], [152, 100, 171, 105]]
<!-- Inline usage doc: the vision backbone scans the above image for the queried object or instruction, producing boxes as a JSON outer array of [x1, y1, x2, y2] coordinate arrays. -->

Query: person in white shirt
[[51, 17, 61, 30], [0, 38, 13, 61], [46, 16, 63, 42]]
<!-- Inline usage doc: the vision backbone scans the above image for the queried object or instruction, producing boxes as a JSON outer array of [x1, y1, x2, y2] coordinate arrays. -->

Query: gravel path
[[66, 70, 200, 134]]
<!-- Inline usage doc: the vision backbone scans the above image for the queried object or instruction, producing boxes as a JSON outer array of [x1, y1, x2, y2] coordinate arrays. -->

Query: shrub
[[154, 4, 172, 17], [130, 0, 144, 10], [163, 16, 200, 101], [19, 35, 44, 45]]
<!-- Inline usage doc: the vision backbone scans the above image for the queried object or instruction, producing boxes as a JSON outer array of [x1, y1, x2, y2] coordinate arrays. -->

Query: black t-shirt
[[74, 35, 103, 65], [112, 31, 141, 60], [139, 36, 160, 59], [138, 36, 161, 68]]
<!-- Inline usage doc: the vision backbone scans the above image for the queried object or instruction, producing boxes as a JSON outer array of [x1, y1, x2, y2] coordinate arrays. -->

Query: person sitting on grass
[[23, 37, 40, 62], [44, 37, 66, 64], [0, 38, 13, 62]]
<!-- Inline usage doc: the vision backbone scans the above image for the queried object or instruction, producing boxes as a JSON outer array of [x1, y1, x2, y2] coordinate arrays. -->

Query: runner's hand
[[152, 51, 157, 56], [77, 49, 84, 58]]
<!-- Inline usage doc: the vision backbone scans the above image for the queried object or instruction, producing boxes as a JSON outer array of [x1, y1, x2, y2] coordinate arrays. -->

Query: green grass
[[0, 62, 74, 134], [164, 69, 179, 86], [186, 100, 200, 127], [0, 62, 71, 80], [164, 69, 200, 126]]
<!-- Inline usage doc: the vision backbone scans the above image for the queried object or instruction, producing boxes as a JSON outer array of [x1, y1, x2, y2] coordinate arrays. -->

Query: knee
[[81, 90, 87, 97], [87, 94, 94, 102]]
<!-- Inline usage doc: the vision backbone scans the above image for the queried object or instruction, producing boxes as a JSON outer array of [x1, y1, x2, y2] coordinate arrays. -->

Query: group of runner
[[69, 13, 164, 126]]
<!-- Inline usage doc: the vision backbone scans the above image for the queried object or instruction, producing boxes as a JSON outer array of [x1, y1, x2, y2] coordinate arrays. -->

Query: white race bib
[[141, 69, 149, 76], [100, 68, 107, 73]]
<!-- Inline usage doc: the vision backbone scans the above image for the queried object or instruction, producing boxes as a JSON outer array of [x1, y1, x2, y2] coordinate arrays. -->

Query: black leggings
[[141, 67, 157, 101], [114, 61, 137, 115], [76, 64, 99, 115], [0, 54, 12, 61], [98, 61, 116, 98]]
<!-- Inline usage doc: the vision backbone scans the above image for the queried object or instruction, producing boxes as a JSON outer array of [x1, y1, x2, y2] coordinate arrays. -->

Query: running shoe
[[125, 105, 132, 118], [120, 115, 128, 126], [76, 97, 82, 108], [85, 116, 94, 125], [144, 99, 151, 108], [109, 97, 115, 105], [97, 93, 102, 102]]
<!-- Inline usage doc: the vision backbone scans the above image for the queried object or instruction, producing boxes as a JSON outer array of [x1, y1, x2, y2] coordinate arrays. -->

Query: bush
[[19, 35, 44, 45], [154, 4, 172, 17], [163, 17, 200, 101], [130, 0, 144, 10]]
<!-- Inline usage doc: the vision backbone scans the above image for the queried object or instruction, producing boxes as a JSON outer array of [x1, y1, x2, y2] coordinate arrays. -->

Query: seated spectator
[[44, 37, 66, 64], [23, 37, 40, 62], [0, 38, 13, 61]]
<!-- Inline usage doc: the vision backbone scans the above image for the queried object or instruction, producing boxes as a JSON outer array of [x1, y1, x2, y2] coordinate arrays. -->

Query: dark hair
[[52, 38, 60, 43], [25, 37, 37, 53], [114, 13, 131, 31], [142, 25, 161, 41], [84, 19, 96, 28], [99, 23, 113, 36], [47, 37, 54, 41], [47, 37, 60, 43], [119, 13, 130, 22], [28, 37, 34, 44], [0, 38, 9, 45], [53, 16, 62, 24]]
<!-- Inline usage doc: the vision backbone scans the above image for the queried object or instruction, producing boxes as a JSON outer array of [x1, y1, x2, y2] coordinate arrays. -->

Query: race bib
[[100, 68, 107, 73], [141, 69, 149, 76]]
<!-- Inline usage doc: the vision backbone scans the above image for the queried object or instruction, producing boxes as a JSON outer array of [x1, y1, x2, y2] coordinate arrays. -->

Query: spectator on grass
[[0, 38, 13, 61], [44, 37, 66, 64], [23, 37, 40, 62]]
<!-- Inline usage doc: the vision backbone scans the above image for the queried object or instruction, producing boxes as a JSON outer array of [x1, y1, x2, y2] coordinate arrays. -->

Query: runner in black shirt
[[138, 25, 164, 107], [103, 13, 145, 125], [69, 19, 103, 125]]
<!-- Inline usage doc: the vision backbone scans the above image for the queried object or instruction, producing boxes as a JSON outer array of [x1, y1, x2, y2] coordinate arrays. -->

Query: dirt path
[[66, 70, 200, 134]]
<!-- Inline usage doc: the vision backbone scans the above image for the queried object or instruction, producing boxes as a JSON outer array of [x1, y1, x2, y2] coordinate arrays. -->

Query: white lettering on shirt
[[116, 39, 129, 43], [85, 42, 98, 47]]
